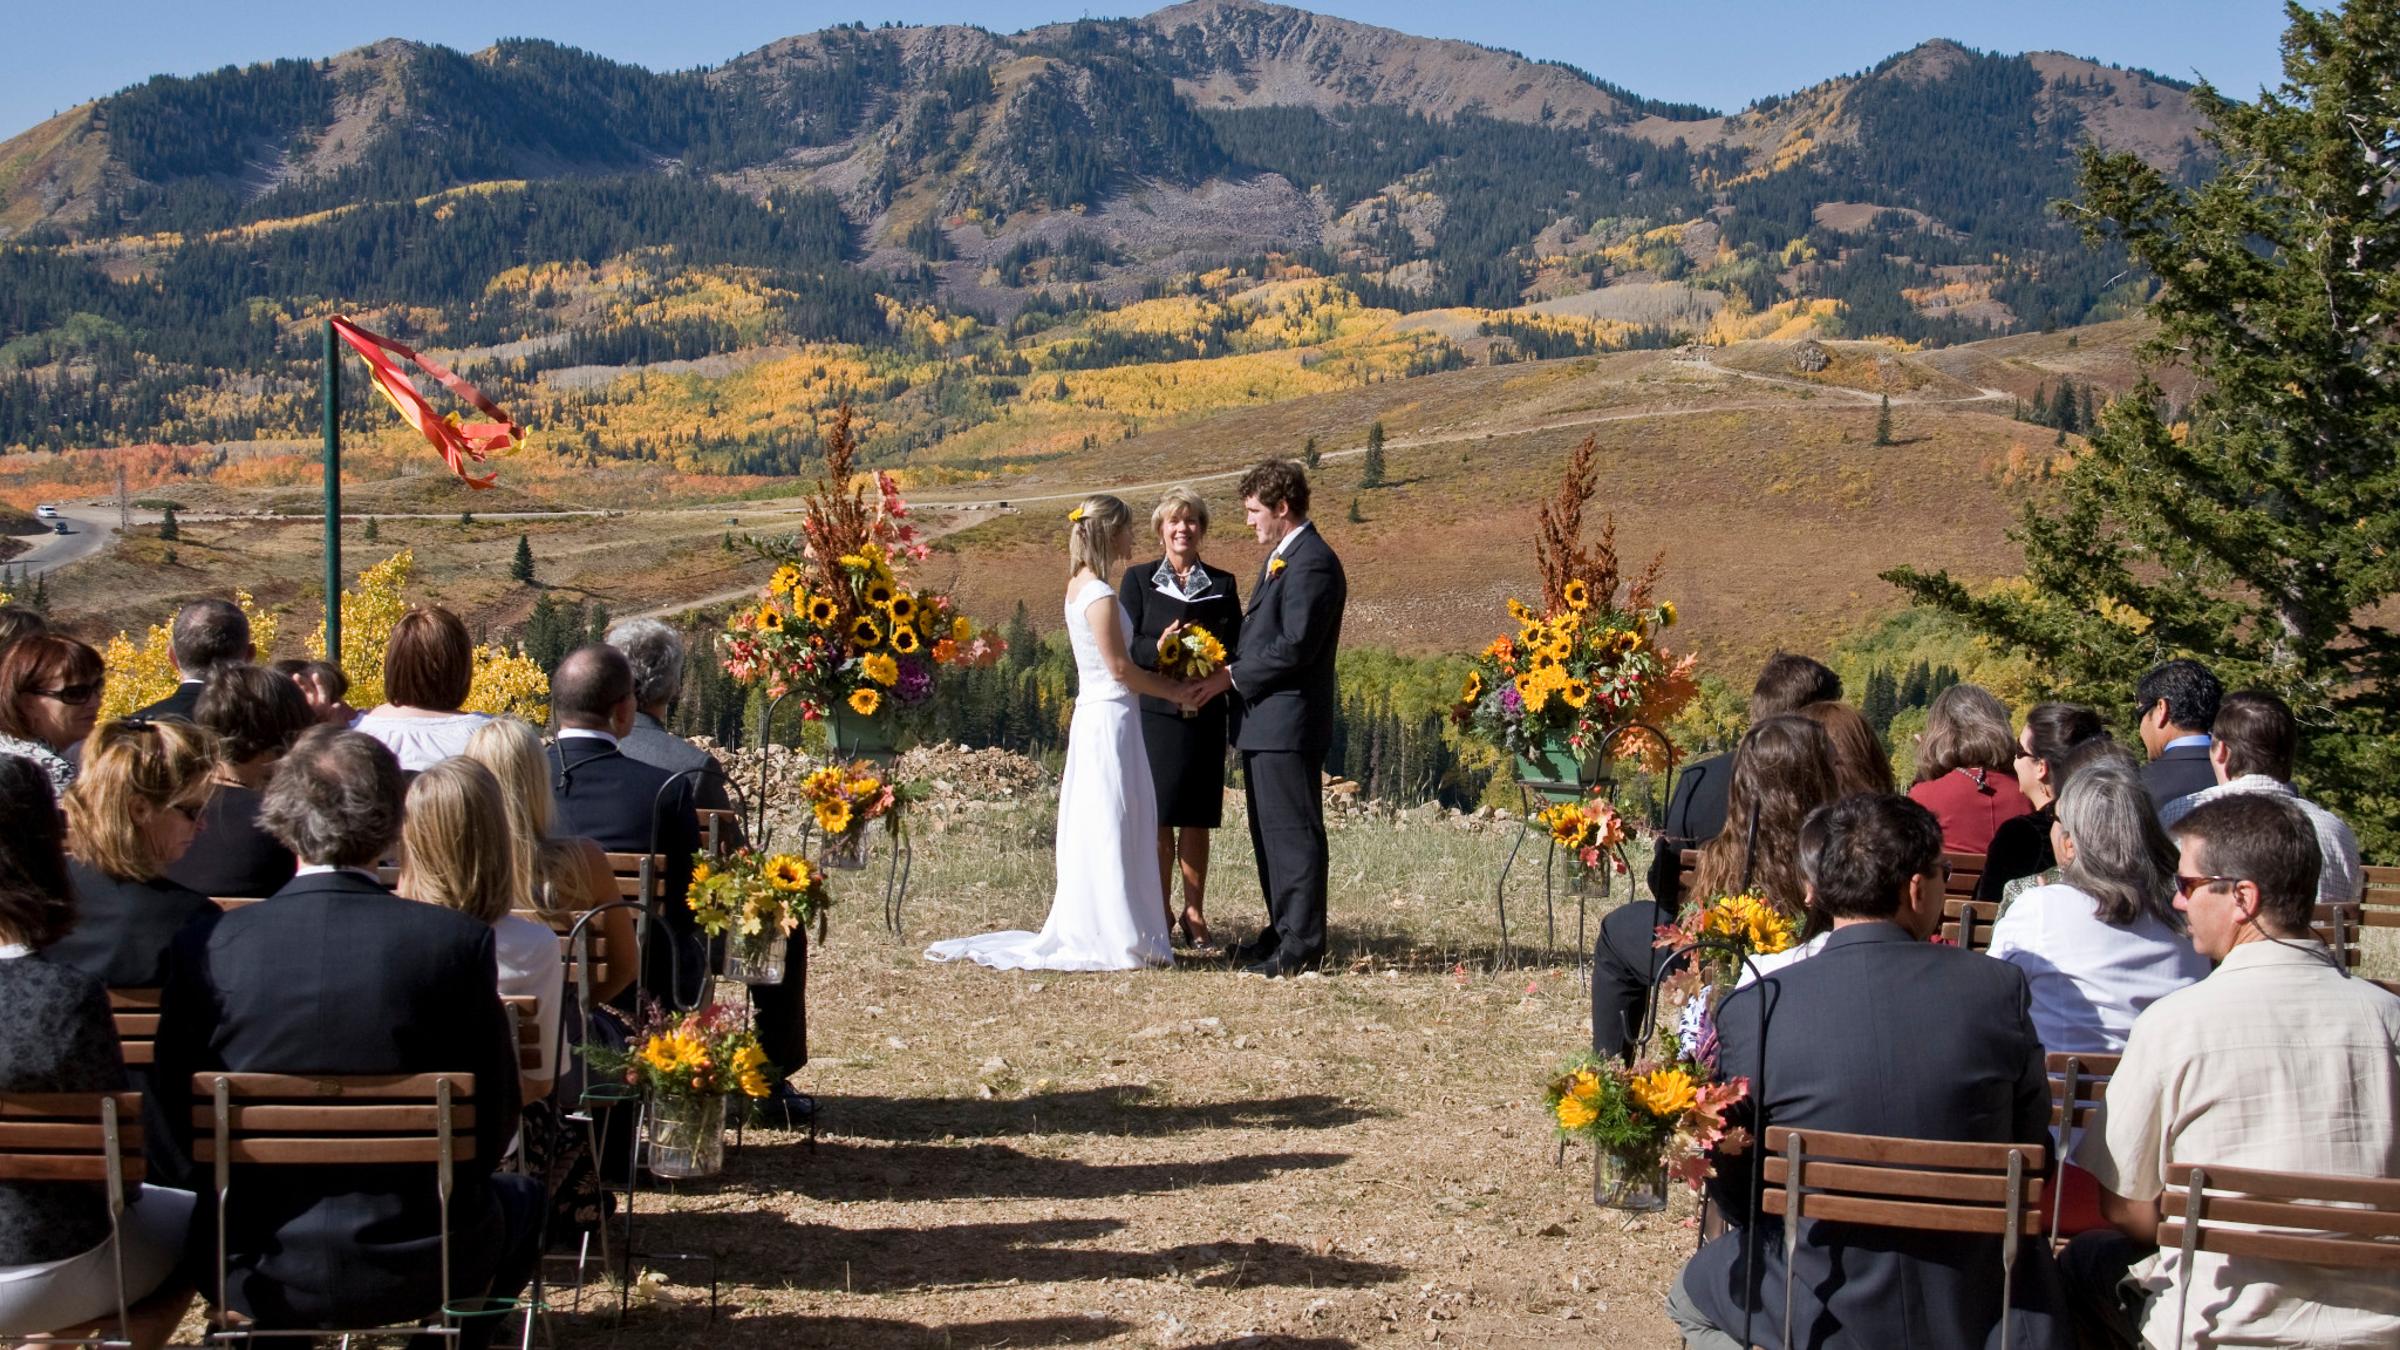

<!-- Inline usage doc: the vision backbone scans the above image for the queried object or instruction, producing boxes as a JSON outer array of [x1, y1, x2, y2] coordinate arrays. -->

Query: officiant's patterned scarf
[[1151, 559, 1217, 602]]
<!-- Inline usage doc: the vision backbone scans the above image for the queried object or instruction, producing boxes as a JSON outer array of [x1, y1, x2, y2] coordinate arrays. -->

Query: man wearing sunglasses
[[2061, 793, 2400, 1349]]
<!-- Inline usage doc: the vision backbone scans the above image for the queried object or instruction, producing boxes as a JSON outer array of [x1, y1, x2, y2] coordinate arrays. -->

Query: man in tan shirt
[[2066, 792, 2400, 1348]]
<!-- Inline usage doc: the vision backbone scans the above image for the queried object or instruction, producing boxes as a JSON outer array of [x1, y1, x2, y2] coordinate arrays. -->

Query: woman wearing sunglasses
[[0, 633, 105, 791], [49, 719, 223, 990]]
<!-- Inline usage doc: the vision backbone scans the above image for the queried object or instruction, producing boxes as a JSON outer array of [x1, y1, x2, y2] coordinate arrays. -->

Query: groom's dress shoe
[[1229, 931, 1278, 964], [1242, 952, 1322, 979]]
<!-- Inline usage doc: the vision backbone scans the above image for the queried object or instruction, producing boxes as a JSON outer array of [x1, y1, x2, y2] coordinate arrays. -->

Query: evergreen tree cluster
[[517, 592, 610, 675], [1856, 659, 1961, 735]]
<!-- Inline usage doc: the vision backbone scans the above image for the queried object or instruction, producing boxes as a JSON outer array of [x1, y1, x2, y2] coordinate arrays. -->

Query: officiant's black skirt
[[1142, 702, 1229, 828]]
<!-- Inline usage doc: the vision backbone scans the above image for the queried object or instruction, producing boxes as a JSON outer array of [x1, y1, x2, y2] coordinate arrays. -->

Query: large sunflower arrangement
[[1452, 436, 1696, 765], [685, 847, 832, 943], [719, 406, 1005, 727]]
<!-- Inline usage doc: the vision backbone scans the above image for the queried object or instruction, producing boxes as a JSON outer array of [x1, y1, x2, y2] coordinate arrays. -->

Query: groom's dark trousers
[[1228, 519, 1347, 966]]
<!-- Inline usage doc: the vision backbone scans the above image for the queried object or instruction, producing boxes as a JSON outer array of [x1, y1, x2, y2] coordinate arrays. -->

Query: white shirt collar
[[1151, 557, 1216, 602], [1270, 519, 1316, 561], [0, 942, 30, 960], [557, 728, 620, 747], [293, 862, 382, 882]]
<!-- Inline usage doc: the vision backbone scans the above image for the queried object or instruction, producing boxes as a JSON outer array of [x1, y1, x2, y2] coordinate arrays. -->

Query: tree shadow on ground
[[617, 1310, 1134, 1348], [812, 1087, 1384, 1142], [726, 1138, 1350, 1204]]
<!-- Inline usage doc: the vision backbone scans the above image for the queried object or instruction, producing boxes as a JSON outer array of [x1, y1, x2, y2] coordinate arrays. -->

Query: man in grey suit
[[1670, 792, 2069, 1350], [1190, 459, 1346, 977]]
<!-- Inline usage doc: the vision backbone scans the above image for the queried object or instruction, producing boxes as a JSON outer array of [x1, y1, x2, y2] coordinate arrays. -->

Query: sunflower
[[806, 595, 840, 626], [889, 625, 922, 654], [847, 687, 881, 716], [755, 605, 784, 632], [1629, 1066, 1699, 1119], [1657, 600, 1678, 627], [1506, 597, 1535, 624], [850, 614, 884, 649], [1562, 578, 1592, 612], [1555, 1094, 1598, 1131], [762, 854, 811, 892], [951, 616, 973, 643], [862, 653, 899, 686], [887, 593, 918, 624], [1530, 648, 1560, 673], [1561, 678, 1590, 709], [769, 564, 805, 596], [690, 861, 716, 885], [1459, 672, 1484, 705], [1516, 674, 1552, 715], [814, 798, 854, 835], [865, 579, 897, 608]]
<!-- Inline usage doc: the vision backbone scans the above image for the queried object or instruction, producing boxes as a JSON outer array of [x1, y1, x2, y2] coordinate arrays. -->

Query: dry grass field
[[563, 790, 1696, 1350]]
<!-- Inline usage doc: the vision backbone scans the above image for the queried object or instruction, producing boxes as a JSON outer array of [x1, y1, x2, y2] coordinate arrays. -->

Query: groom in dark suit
[[1192, 459, 1346, 976]]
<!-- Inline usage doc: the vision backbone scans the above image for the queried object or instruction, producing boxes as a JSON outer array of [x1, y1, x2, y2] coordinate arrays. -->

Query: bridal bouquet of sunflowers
[[1155, 624, 1228, 716], [1451, 437, 1695, 770], [592, 1002, 775, 1103], [802, 760, 916, 868], [720, 407, 1003, 731], [687, 848, 830, 984]]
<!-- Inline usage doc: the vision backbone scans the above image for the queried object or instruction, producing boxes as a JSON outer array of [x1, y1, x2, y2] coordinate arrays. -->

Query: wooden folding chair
[[2309, 902, 2364, 968], [2045, 1052, 2121, 1243], [108, 989, 162, 1069], [0, 1091, 144, 1348], [1762, 1125, 2047, 1350], [192, 1072, 485, 1346], [2160, 1162, 2400, 1347], [602, 853, 667, 907], [2360, 864, 2398, 928], [1938, 851, 1995, 950]]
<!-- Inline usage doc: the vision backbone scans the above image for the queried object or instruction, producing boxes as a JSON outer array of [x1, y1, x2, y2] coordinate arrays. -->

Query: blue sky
[[1, 1, 2296, 139]]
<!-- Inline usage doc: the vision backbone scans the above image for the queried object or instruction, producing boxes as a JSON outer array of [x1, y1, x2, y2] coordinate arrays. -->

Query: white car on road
[[34, 504, 58, 518]]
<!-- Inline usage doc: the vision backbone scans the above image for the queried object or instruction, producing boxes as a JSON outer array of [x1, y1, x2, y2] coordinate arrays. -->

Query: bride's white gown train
[[924, 576, 1172, 971]]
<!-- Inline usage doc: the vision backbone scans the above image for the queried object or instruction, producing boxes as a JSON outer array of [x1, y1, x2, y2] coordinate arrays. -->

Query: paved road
[[8, 507, 119, 579]]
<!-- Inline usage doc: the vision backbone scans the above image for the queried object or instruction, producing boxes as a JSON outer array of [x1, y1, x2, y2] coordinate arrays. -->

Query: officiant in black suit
[[1191, 459, 1346, 977], [1121, 486, 1244, 949]]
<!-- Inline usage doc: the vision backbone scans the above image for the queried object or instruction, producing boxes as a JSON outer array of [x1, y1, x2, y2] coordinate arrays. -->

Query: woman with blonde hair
[[927, 494, 1201, 970], [1119, 486, 1243, 947], [464, 717, 633, 1005], [398, 757, 564, 1100], [51, 720, 223, 989], [354, 605, 489, 771], [1907, 683, 2032, 854]]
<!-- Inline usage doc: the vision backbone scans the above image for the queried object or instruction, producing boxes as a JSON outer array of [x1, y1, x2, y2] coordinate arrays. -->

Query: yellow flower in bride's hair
[[847, 688, 881, 717], [862, 653, 899, 686], [814, 798, 854, 835], [1629, 1066, 1699, 1119], [1067, 505, 1086, 522]]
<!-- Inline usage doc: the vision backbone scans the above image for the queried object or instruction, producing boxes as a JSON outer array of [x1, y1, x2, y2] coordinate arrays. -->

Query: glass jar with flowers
[[686, 849, 831, 985], [590, 1003, 775, 1179], [803, 761, 917, 870], [1534, 793, 1628, 897]]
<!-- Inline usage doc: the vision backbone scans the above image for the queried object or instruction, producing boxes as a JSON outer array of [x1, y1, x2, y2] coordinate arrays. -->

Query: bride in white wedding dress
[[925, 494, 1199, 971]]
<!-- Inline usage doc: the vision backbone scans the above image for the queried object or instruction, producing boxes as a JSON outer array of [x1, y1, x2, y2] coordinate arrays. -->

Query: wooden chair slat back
[[188, 1073, 476, 1166], [2360, 864, 2398, 922], [2308, 903, 2364, 967], [501, 996, 544, 1074], [561, 930, 621, 988], [109, 986, 163, 1067], [213, 897, 265, 909], [603, 852, 667, 901], [2045, 1052, 2121, 1131], [1941, 851, 1986, 905], [2160, 1163, 2400, 1273], [0, 1092, 145, 1182], [1759, 1125, 2046, 1238]]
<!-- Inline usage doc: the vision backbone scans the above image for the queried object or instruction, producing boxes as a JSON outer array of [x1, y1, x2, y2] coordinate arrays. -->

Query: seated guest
[[0, 759, 196, 1350], [2160, 689, 2360, 904], [2063, 793, 2400, 1349], [1983, 702, 2108, 901], [1907, 682, 2033, 853], [0, 603, 47, 659], [399, 758, 565, 1102], [1797, 701, 1893, 796], [1990, 758, 2207, 1054], [465, 717, 635, 1006], [352, 606, 489, 771], [1593, 715, 1839, 1058], [163, 665, 311, 898], [2133, 657, 2221, 817], [269, 658, 360, 728], [1644, 652, 1841, 914], [544, 646, 702, 1008], [154, 729, 537, 1347], [0, 633, 104, 791], [50, 720, 223, 988], [1670, 793, 2068, 1350], [128, 599, 252, 723]]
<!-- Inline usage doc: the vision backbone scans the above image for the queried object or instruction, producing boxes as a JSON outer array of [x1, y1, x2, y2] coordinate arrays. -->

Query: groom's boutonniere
[[1269, 558, 1287, 576]]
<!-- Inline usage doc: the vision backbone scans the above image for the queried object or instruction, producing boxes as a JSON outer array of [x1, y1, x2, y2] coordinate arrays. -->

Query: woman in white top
[[398, 758, 564, 1099], [1988, 755, 2208, 1054], [351, 606, 490, 771]]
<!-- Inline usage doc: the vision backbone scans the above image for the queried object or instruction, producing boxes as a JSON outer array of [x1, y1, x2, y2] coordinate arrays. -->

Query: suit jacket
[[154, 870, 519, 1328], [161, 784, 298, 899], [1686, 923, 2068, 1350], [1646, 749, 1733, 912], [1226, 523, 1345, 759], [621, 712, 743, 846], [547, 735, 703, 1003], [1121, 557, 1243, 720], [51, 859, 222, 988], [2141, 742, 2216, 819], [129, 680, 205, 723]]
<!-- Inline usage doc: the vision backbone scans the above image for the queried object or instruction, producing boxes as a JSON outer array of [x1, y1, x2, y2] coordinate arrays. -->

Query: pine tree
[[1303, 435, 1321, 469], [1900, 660, 1932, 709], [1863, 666, 1899, 733], [1887, 0, 2400, 851], [1361, 421, 1387, 488], [510, 534, 536, 584], [2054, 378, 2080, 434], [363, 516, 379, 542], [2029, 382, 2051, 426], [158, 505, 179, 541], [1874, 394, 1894, 446], [1346, 496, 1363, 523]]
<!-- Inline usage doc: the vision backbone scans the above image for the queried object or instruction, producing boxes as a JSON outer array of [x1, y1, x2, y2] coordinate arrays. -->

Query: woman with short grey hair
[[1988, 758, 2207, 1054], [605, 618, 686, 712]]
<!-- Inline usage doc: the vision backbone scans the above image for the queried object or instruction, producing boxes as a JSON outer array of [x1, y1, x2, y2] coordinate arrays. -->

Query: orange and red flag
[[330, 316, 524, 489]]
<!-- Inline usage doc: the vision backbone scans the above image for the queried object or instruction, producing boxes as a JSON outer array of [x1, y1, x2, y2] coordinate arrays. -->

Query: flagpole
[[323, 319, 342, 660]]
